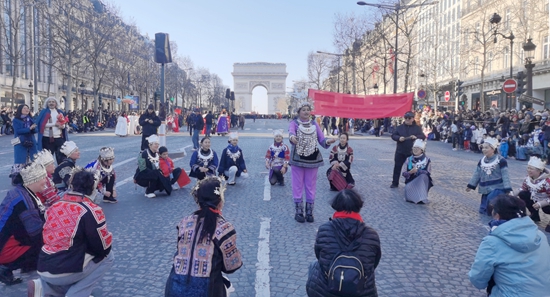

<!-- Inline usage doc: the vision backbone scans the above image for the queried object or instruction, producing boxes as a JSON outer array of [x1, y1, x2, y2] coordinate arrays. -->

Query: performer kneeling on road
[[218, 132, 248, 185], [85, 147, 118, 204], [390, 111, 425, 188], [134, 135, 172, 198], [164, 176, 242, 297], [0, 162, 48, 285], [189, 137, 219, 180], [402, 139, 432, 204], [52, 141, 80, 192], [326, 132, 355, 191], [30, 168, 114, 297], [466, 138, 512, 215], [265, 129, 290, 186], [514, 156, 550, 233]]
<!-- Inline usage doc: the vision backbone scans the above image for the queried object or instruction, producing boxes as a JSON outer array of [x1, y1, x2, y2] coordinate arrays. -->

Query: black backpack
[[326, 223, 367, 296]]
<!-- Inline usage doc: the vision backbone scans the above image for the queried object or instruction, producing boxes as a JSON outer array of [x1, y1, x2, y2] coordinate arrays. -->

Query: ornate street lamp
[[489, 13, 514, 79], [522, 38, 536, 96], [80, 82, 85, 111], [29, 81, 33, 112]]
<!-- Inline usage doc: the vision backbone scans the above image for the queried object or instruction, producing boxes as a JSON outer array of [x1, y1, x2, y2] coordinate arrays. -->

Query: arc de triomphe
[[232, 62, 288, 114]]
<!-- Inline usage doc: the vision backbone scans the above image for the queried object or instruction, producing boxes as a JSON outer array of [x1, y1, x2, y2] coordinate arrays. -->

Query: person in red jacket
[[29, 169, 114, 297], [159, 146, 191, 191]]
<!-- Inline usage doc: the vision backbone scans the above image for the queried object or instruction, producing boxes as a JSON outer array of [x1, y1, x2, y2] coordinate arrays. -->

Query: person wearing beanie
[[85, 147, 118, 203], [52, 141, 80, 191], [513, 156, 550, 232], [0, 162, 47, 285], [158, 146, 191, 191], [402, 139, 432, 204], [165, 176, 242, 296], [138, 104, 161, 150], [466, 138, 512, 215], [390, 111, 425, 188]]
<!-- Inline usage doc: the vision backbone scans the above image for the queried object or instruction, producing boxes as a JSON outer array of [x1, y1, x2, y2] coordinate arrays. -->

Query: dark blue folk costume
[[189, 148, 219, 180], [218, 133, 247, 185]]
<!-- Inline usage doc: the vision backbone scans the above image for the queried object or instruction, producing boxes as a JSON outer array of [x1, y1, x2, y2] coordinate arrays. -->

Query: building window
[[543, 36, 549, 60]]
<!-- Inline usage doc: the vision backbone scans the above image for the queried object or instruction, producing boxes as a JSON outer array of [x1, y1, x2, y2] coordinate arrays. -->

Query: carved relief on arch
[[271, 83, 284, 90], [236, 83, 248, 90], [249, 81, 270, 92]]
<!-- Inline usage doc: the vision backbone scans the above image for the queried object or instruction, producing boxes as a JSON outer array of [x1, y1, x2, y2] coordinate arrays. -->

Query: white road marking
[[256, 128, 261, 130], [113, 157, 135, 168], [263, 175, 271, 201], [255, 217, 271, 297]]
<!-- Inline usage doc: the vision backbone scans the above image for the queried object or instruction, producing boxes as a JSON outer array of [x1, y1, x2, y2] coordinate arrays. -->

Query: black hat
[[148, 104, 154, 110], [158, 146, 168, 154], [404, 111, 414, 118]]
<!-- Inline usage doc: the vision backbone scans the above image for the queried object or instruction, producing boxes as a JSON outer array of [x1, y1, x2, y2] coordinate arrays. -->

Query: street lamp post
[[80, 82, 85, 111], [489, 12, 515, 109], [522, 38, 537, 97], [357, 1, 437, 94], [29, 81, 33, 112], [316, 51, 343, 93]]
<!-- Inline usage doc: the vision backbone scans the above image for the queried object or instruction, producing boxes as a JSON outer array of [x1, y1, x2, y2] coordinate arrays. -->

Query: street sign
[[417, 89, 426, 99], [444, 91, 450, 102], [502, 79, 517, 94], [519, 94, 545, 105], [439, 101, 454, 106]]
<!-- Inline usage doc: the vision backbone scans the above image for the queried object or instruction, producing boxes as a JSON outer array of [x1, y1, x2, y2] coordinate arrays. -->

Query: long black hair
[[192, 177, 223, 242], [14, 104, 32, 119], [492, 194, 527, 220]]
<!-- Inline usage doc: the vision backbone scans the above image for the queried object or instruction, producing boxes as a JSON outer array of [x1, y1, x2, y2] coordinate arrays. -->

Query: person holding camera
[[390, 111, 425, 188]]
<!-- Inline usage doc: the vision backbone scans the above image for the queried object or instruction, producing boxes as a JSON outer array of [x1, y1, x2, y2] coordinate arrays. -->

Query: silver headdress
[[273, 129, 284, 137], [295, 100, 313, 113], [20, 162, 47, 185], [34, 149, 55, 167], [228, 132, 239, 141], [60, 141, 79, 157], [147, 134, 160, 145], [191, 175, 227, 204], [99, 147, 115, 160]]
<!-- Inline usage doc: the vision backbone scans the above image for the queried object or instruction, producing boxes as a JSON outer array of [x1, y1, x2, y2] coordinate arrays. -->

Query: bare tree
[[307, 51, 332, 90]]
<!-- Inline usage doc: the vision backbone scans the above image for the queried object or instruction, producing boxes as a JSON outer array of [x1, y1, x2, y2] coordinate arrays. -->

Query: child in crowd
[[159, 146, 191, 191]]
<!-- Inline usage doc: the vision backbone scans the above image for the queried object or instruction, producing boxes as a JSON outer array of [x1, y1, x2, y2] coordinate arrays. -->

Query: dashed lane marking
[[263, 176, 271, 201], [255, 217, 271, 297]]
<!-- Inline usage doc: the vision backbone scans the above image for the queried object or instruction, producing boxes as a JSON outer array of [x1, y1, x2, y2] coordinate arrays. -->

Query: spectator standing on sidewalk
[[138, 104, 161, 151], [390, 111, 425, 188]]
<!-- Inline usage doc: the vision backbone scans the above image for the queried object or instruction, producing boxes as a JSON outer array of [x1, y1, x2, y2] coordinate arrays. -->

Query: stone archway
[[232, 62, 288, 114]]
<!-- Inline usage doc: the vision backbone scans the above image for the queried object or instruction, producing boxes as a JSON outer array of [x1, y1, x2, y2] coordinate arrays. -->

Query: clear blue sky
[[110, 0, 373, 113]]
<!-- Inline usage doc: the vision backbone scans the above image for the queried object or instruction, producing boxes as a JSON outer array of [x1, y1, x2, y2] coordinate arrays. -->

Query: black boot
[[306, 202, 314, 222], [294, 202, 305, 223], [0, 265, 21, 285]]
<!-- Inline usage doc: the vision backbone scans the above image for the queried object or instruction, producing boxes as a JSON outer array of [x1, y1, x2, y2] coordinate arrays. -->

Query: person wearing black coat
[[138, 104, 161, 150], [390, 111, 425, 188], [306, 190, 381, 297]]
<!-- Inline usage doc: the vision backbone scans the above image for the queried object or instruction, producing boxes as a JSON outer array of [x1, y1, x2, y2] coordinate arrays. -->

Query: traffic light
[[516, 71, 526, 96], [455, 80, 464, 96], [170, 97, 174, 102], [230, 91, 235, 101], [98, 95, 103, 108], [225, 88, 231, 99]]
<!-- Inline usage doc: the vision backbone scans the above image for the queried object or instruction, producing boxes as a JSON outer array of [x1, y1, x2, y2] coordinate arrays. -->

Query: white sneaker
[[452, 148, 457, 151], [27, 279, 42, 297], [145, 193, 156, 198], [172, 184, 179, 191]]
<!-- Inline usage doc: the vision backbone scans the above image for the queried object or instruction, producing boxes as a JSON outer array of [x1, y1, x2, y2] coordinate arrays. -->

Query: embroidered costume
[[514, 157, 550, 232], [52, 158, 76, 191], [265, 131, 290, 186], [467, 138, 512, 215], [218, 133, 248, 185], [189, 149, 219, 180], [165, 214, 243, 297], [134, 137, 172, 197], [289, 103, 331, 223], [401, 141, 433, 204], [216, 112, 229, 135], [326, 144, 355, 191]]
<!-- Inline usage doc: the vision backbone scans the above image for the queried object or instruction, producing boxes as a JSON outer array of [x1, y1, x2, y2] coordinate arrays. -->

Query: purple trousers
[[292, 166, 318, 203]]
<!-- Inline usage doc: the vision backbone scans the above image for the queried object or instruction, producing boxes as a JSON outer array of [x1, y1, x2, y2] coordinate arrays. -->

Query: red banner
[[308, 89, 414, 119]]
